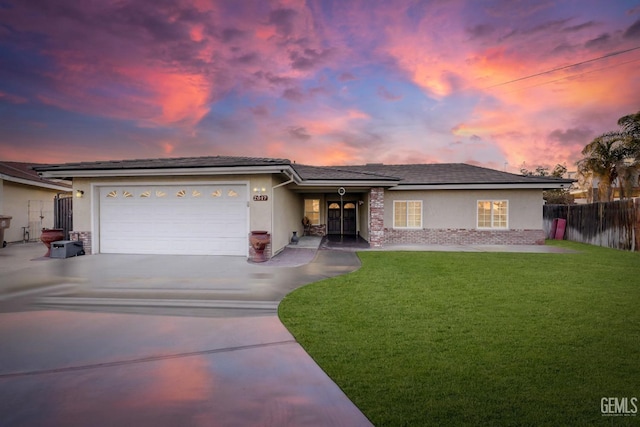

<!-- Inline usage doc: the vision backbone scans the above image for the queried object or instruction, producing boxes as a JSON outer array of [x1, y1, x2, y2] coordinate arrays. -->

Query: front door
[[343, 202, 356, 235], [327, 201, 357, 235], [327, 202, 341, 234]]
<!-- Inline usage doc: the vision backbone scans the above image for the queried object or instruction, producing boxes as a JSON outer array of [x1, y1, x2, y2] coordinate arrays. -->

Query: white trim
[[38, 165, 291, 179], [293, 180, 398, 187], [392, 183, 570, 190], [90, 180, 250, 255], [476, 200, 509, 230], [90, 179, 249, 187], [0, 174, 71, 192], [392, 200, 423, 229]]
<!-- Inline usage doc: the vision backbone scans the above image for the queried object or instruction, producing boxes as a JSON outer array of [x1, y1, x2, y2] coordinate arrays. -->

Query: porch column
[[369, 187, 384, 247]]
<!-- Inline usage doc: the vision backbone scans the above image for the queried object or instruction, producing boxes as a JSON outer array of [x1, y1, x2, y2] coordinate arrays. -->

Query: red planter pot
[[249, 230, 270, 262]]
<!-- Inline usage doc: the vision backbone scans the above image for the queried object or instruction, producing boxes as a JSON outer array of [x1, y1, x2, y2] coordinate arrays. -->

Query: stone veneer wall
[[69, 231, 92, 255], [383, 228, 546, 245], [369, 187, 384, 247]]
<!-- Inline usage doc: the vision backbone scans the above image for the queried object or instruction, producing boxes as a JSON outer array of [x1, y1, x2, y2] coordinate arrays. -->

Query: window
[[393, 200, 422, 228], [477, 200, 508, 229], [304, 199, 320, 225]]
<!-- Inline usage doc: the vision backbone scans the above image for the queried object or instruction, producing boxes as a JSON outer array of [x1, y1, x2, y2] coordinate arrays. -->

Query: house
[[33, 156, 572, 258], [0, 161, 72, 243]]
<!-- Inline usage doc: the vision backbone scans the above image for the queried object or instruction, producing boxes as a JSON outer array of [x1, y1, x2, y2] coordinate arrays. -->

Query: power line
[[485, 45, 640, 89], [501, 56, 640, 93]]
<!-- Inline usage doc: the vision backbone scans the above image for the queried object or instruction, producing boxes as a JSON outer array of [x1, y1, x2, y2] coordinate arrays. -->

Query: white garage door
[[99, 184, 248, 255]]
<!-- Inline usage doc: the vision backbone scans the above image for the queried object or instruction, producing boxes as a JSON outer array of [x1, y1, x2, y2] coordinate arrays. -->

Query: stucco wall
[[248, 175, 273, 232], [384, 189, 544, 230], [272, 180, 303, 254], [72, 178, 92, 232], [1, 181, 66, 242]]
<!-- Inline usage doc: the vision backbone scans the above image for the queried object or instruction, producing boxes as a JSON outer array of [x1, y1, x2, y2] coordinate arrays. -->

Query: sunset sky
[[1, 0, 639, 172]]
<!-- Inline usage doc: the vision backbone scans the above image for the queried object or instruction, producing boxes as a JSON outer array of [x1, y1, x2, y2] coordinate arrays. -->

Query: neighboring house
[[0, 161, 72, 243], [34, 156, 572, 257]]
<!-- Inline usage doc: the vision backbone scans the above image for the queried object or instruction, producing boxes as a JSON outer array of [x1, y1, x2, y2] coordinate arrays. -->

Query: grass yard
[[279, 241, 640, 426]]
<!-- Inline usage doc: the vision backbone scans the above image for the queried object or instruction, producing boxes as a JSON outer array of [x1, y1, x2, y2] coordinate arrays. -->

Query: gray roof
[[292, 164, 399, 182], [33, 156, 292, 172], [0, 161, 71, 188], [33, 155, 573, 186], [322, 163, 574, 185]]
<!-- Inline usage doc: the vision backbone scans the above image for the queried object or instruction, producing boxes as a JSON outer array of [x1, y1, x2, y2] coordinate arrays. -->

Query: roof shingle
[[33, 156, 292, 172], [32, 156, 573, 186], [0, 161, 71, 188], [323, 163, 573, 185]]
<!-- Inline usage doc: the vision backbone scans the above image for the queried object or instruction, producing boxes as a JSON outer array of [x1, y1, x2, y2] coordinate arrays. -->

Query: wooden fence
[[543, 199, 640, 251]]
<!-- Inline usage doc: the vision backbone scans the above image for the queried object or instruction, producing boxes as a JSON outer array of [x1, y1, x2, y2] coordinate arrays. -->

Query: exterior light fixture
[[75, 190, 84, 198], [252, 187, 268, 201]]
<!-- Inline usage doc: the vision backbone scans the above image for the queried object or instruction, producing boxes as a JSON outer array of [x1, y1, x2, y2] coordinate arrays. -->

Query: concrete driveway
[[0, 242, 372, 427]]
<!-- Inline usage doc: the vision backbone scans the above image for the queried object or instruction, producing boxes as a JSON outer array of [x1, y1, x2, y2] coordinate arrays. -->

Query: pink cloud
[[1, 0, 638, 171], [0, 91, 28, 104]]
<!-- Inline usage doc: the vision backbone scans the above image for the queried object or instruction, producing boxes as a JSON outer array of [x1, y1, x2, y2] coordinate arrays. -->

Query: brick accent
[[69, 231, 92, 254], [383, 228, 546, 245], [369, 187, 384, 247]]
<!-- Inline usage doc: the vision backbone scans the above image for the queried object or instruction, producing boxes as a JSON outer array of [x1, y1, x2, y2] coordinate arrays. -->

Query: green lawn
[[279, 241, 640, 426]]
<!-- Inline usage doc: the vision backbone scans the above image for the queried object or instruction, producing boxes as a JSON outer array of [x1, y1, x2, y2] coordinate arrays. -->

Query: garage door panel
[[99, 185, 248, 255]]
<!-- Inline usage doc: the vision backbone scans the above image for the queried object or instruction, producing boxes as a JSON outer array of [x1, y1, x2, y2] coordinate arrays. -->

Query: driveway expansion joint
[[34, 297, 281, 310], [0, 340, 298, 379]]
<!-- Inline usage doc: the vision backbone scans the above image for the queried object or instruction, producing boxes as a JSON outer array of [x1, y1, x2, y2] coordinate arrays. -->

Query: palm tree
[[617, 111, 640, 196], [578, 111, 640, 201], [577, 134, 627, 202], [617, 111, 640, 147]]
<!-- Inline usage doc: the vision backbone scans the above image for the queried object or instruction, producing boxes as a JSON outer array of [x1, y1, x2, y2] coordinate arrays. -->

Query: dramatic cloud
[[585, 33, 611, 49], [466, 24, 496, 39], [624, 18, 640, 38], [287, 126, 311, 140], [338, 72, 357, 82], [0, 0, 638, 172], [377, 86, 402, 101]]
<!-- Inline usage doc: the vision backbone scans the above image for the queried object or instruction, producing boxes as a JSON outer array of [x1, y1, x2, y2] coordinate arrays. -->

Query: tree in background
[[577, 110, 640, 201], [520, 164, 574, 204], [616, 111, 640, 197], [577, 134, 627, 202], [617, 111, 640, 147]]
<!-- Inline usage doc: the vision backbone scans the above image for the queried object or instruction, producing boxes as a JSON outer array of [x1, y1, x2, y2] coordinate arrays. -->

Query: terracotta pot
[[40, 228, 64, 257], [249, 230, 270, 262]]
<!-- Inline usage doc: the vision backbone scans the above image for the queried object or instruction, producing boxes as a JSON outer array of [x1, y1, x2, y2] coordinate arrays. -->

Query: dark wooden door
[[327, 203, 341, 234], [343, 203, 356, 235]]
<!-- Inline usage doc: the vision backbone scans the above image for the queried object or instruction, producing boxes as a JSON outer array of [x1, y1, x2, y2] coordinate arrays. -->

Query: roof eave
[[391, 182, 573, 190], [295, 179, 399, 187], [36, 165, 294, 179], [1, 174, 72, 192]]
